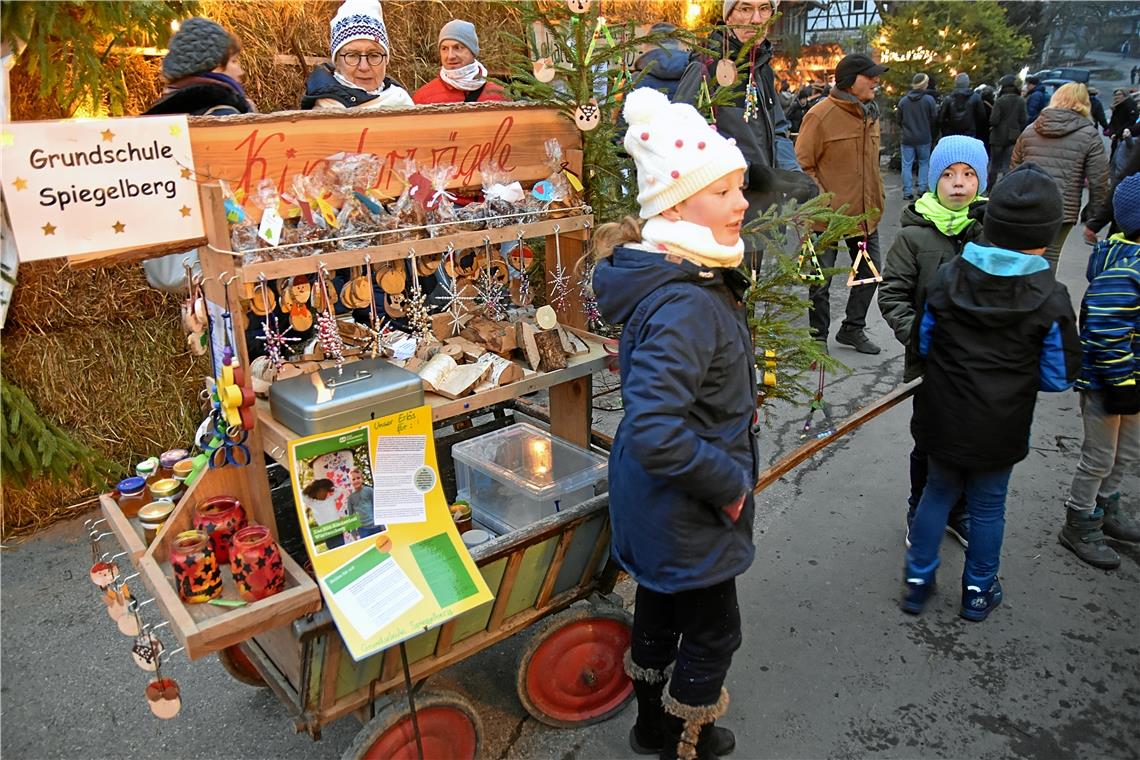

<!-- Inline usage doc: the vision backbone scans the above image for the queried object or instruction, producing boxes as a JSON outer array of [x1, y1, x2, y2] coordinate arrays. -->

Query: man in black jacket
[[987, 75, 1027, 188], [897, 73, 937, 200], [938, 73, 988, 139]]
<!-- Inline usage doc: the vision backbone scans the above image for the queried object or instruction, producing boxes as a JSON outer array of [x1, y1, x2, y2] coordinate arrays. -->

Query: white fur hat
[[622, 88, 747, 219], [330, 0, 390, 58]]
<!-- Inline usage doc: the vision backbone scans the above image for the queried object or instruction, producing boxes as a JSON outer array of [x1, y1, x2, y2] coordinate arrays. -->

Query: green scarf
[[914, 192, 981, 237]]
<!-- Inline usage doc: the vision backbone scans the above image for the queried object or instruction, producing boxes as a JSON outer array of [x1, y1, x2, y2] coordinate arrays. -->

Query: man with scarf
[[674, 0, 816, 271], [795, 53, 888, 355], [413, 20, 508, 105]]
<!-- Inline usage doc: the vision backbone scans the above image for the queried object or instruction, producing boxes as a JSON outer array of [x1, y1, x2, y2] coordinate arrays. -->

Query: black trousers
[[808, 229, 881, 339], [630, 578, 742, 706]]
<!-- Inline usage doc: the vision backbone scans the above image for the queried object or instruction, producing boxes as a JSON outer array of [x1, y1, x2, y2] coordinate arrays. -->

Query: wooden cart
[[96, 104, 637, 758]]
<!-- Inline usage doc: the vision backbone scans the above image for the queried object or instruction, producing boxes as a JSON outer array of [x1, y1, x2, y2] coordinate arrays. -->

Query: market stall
[[3, 103, 632, 758]]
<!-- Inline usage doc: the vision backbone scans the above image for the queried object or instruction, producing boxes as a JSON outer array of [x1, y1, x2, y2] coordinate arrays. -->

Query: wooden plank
[[753, 379, 921, 493], [380, 647, 401, 682], [433, 619, 457, 658], [186, 103, 580, 199], [99, 494, 148, 565], [487, 550, 526, 632], [535, 527, 576, 608], [67, 236, 209, 270], [579, 521, 612, 589], [252, 624, 304, 692], [318, 634, 343, 714], [548, 376, 591, 448], [235, 214, 593, 283]]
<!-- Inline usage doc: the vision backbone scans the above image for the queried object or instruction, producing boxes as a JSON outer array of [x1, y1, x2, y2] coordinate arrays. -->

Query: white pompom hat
[[622, 88, 747, 219]]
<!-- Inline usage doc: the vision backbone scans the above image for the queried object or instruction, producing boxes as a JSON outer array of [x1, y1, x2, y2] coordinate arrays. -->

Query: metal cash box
[[268, 358, 424, 435]]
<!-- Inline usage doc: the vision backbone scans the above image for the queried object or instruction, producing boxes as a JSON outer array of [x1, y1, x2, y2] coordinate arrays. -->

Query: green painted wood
[[504, 538, 557, 619]]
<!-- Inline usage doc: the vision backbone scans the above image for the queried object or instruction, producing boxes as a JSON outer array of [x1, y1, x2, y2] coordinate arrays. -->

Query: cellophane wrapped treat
[[424, 163, 473, 237], [388, 157, 429, 240], [530, 138, 581, 220], [459, 163, 527, 229], [329, 152, 392, 249]]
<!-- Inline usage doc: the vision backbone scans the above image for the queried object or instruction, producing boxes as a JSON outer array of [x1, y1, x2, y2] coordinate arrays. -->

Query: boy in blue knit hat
[[1060, 172, 1140, 569], [901, 163, 1081, 621], [879, 135, 989, 549]]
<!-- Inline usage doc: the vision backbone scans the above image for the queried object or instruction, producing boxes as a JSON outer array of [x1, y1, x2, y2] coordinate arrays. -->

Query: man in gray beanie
[[938, 71, 988, 139], [412, 19, 508, 104]]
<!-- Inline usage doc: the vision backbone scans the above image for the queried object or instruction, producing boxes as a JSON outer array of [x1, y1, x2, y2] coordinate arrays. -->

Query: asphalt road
[[3, 99, 1139, 760]]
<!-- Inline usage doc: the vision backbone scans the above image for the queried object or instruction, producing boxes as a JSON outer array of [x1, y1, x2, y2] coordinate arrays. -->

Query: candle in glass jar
[[229, 525, 286, 602], [169, 530, 222, 603]]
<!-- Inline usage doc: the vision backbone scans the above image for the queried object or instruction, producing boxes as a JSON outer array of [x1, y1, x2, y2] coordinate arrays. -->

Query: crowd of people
[[139, 3, 1137, 758]]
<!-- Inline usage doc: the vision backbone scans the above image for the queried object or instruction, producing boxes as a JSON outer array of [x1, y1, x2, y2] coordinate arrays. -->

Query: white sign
[[0, 115, 205, 262]]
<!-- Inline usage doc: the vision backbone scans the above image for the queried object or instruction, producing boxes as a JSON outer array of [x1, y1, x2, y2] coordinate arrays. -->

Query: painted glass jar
[[169, 529, 222, 603], [192, 495, 247, 565], [229, 525, 286, 602]]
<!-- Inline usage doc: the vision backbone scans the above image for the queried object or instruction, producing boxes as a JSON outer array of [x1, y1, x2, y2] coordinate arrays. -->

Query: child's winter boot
[[900, 576, 936, 615], [960, 578, 1003, 622], [1059, 506, 1121, 569], [1100, 493, 1140, 542], [627, 656, 734, 757], [660, 689, 730, 760]]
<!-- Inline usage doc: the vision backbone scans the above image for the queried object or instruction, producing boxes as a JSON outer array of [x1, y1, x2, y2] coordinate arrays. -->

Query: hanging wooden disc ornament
[[145, 678, 182, 719], [716, 58, 738, 87], [132, 633, 165, 672], [567, 0, 591, 13], [574, 100, 601, 132], [534, 58, 556, 83]]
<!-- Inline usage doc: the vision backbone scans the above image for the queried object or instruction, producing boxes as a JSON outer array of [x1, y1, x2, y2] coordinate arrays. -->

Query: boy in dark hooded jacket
[[879, 136, 989, 551], [902, 164, 1080, 621]]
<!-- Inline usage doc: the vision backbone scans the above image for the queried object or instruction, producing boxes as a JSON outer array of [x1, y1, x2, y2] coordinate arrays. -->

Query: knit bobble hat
[[162, 17, 233, 82], [928, 135, 989, 194], [984, 163, 1064, 250], [1114, 173, 1140, 240], [622, 88, 746, 219], [439, 19, 479, 56], [330, 0, 390, 58], [723, 0, 778, 20]]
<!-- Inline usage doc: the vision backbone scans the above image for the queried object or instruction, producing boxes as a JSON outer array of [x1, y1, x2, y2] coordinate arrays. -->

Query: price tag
[[258, 207, 284, 246]]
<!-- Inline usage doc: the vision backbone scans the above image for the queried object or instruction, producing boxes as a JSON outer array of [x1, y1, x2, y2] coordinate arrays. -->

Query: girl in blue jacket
[[593, 87, 757, 760]]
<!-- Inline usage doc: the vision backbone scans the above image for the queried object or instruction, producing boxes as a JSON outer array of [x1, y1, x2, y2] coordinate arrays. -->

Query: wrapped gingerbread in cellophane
[[530, 138, 583, 220]]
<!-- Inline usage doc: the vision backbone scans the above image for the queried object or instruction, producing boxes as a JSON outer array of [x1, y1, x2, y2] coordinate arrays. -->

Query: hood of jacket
[[905, 89, 930, 101], [949, 87, 973, 102], [944, 243, 1054, 329], [635, 46, 689, 81], [593, 245, 748, 325], [145, 76, 252, 116], [1087, 236, 1140, 282], [1034, 107, 1092, 138]]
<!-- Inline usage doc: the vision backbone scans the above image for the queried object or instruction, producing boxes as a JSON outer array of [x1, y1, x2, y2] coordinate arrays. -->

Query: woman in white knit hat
[[592, 87, 757, 760], [412, 19, 509, 105], [301, 0, 412, 110]]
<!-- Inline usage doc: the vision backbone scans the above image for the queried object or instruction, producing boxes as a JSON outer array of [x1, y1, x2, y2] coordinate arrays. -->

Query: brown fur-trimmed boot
[[627, 654, 734, 756], [659, 687, 731, 760]]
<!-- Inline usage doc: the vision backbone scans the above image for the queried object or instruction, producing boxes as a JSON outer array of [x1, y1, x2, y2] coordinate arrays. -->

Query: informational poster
[[0, 115, 205, 261], [287, 405, 493, 661]]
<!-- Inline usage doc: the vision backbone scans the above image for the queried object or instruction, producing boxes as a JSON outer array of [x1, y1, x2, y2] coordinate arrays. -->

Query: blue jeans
[[905, 457, 1013, 589], [901, 142, 931, 197]]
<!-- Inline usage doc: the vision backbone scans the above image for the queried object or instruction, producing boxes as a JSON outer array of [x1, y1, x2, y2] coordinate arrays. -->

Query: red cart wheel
[[343, 690, 481, 760], [217, 644, 267, 688], [517, 605, 634, 728]]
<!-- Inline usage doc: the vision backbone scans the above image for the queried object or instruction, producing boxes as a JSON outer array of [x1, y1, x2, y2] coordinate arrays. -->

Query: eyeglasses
[[339, 51, 387, 67], [731, 2, 774, 21]]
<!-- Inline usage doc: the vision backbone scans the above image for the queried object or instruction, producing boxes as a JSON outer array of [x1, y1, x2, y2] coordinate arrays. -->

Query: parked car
[[1039, 78, 1072, 100], [1031, 67, 1091, 84]]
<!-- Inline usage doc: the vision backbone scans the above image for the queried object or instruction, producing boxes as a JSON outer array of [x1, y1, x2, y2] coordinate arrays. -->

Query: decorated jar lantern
[[229, 525, 286, 602], [192, 495, 247, 565], [169, 529, 223, 603]]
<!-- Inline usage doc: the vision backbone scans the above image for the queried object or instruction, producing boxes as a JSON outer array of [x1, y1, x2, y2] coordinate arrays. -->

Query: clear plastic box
[[452, 423, 608, 535]]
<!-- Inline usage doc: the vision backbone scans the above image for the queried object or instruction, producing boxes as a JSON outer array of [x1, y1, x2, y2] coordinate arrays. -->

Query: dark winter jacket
[[897, 89, 937, 146], [938, 87, 988, 139], [878, 201, 987, 381], [989, 88, 1028, 148], [1108, 96, 1139, 141], [912, 243, 1080, 469], [1075, 236, 1139, 392], [145, 75, 254, 117], [593, 246, 758, 593], [1090, 95, 1109, 131], [300, 63, 410, 109], [1087, 136, 1140, 234], [1010, 108, 1111, 224], [633, 45, 690, 100], [1026, 87, 1048, 121]]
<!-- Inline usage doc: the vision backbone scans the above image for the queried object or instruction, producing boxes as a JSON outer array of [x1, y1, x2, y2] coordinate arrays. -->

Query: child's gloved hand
[[1104, 383, 1140, 416], [722, 493, 746, 523]]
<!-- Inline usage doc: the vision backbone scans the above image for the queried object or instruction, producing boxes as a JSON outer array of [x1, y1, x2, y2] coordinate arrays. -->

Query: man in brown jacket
[[796, 53, 888, 354]]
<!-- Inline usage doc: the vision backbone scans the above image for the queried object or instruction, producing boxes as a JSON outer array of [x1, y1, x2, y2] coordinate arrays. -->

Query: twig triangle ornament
[[846, 238, 882, 286], [797, 235, 826, 284]]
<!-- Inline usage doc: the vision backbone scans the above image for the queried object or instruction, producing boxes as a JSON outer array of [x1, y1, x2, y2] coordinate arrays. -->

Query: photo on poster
[[291, 426, 388, 555]]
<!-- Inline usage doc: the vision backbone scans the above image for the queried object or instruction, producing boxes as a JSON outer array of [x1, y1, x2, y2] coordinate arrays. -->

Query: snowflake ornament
[[577, 263, 601, 326], [548, 226, 571, 312], [256, 313, 300, 371], [476, 267, 508, 321]]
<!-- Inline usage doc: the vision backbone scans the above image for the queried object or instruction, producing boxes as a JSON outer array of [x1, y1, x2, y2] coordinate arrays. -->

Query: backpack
[[942, 93, 974, 135]]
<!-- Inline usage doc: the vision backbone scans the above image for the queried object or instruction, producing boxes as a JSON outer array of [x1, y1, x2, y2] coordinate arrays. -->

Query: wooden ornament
[[535, 305, 558, 331], [145, 678, 182, 719], [290, 279, 311, 305], [716, 58, 738, 87], [574, 100, 601, 132], [278, 281, 295, 313], [290, 304, 314, 332], [534, 58, 556, 83], [379, 263, 407, 295], [384, 293, 406, 319], [352, 274, 372, 306], [416, 254, 443, 276], [567, 0, 591, 12]]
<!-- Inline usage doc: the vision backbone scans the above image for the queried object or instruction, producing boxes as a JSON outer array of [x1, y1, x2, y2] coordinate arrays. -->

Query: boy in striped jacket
[[1060, 173, 1140, 569]]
